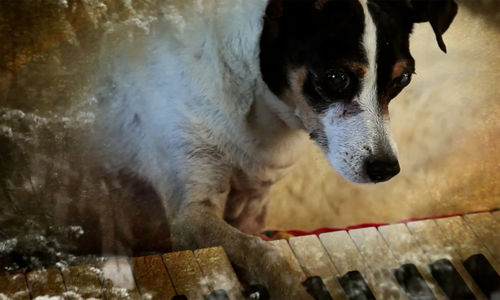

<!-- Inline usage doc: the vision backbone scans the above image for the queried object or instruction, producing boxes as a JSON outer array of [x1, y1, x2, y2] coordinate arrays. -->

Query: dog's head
[[260, 0, 457, 183]]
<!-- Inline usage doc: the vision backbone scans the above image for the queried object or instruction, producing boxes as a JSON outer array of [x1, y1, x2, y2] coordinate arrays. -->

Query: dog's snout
[[365, 157, 400, 182]]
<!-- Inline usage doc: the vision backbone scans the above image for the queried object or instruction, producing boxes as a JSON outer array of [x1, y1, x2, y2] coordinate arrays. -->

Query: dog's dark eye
[[397, 72, 412, 87], [326, 69, 350, 91]]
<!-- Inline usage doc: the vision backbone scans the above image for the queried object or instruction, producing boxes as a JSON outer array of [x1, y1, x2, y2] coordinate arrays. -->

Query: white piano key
[[289, 235, 347, 300], [349, 227, 408, 300], [379, 223, 446, 299], [319, 231, 379, 298], [463, 212, 500, 264], [407, 220, 486, 299], [162, 250, 210, 299], [194, 246, 244, 300], [269, 239, 314, 299], [436, 215, 500, 274], [97, 258, 141, 300]]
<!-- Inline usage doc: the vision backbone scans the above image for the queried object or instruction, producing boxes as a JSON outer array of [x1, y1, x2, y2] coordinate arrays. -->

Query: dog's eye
[[397, 72, 412, 87], [326, 69, 350, 91]]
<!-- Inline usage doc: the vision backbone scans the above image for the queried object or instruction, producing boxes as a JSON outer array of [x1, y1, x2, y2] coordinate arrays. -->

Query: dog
[[94, 0, 457, 298]]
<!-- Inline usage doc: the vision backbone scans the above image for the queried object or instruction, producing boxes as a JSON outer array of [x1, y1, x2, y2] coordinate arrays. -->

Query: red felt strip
[[269, 207, 499, 238]]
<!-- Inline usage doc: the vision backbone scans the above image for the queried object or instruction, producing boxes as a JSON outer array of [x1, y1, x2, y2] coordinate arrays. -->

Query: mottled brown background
[[0, 0, 499, 270], [269, 1, 500, 230]]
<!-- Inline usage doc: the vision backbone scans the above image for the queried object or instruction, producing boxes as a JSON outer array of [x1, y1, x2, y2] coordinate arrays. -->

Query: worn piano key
[[163, 250, 210, 299], [393, 264, 436, 300], [98, 257, 141, 300], [436, 216, 500, 274], [349, 227, 408, 299], [61, 264, 104, 299], [269, 240, 307, 281], [319, 231, 377, 299], [429, 258, 475, 299], [204, 289, 230, 300], [463, 254, 500, 299], [0, 273, 30, 300], [269, 239, 314, 299], [338, 271, 375, 300], [463, 212, 500, 263], [130, 254, 176, 300], [406, 220, 485, 299], [289, 235, 347, 300], [194, 246, 244, 300], [26, 268, 67, 299], [378, 224, 445, 300]]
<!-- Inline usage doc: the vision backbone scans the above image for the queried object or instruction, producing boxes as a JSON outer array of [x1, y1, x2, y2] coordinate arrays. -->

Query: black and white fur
[[95, 0, 457, 298]]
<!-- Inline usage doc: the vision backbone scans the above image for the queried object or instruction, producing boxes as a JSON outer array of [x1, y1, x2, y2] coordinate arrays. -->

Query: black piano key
[[204, 289, 230, 300], [302, 276, 333, 300], [429, 258, 476, 300], [463, 254, 500, 299], [338, 270, 375, 300], [243, 284, 270, 300], [393, 263, 436, 300]]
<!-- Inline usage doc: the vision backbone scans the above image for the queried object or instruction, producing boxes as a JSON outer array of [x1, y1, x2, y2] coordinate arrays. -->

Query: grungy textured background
[[0, 0, 499, 271], [269, 1, 500, 230]]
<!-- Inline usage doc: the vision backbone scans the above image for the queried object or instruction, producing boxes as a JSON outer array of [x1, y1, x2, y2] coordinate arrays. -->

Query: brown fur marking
[[392, 60, 408, 80], [285, 67, 325, 134]]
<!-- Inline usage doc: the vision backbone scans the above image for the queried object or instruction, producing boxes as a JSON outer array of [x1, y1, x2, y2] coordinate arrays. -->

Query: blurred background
[[269, 0, 500, 229], [0, 0, 499, 271]]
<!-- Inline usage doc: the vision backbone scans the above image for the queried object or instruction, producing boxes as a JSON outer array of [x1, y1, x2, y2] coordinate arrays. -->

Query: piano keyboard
[[0, 211, 499, 300]]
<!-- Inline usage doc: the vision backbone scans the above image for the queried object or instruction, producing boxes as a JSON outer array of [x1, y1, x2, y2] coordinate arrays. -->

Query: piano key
[[204, 289, 230, 300], [269, 240, 307, 280], [463, 212, 500, 263], [61, 264, 104, 299], [97, 257, 141, 300], [26, 268, 67, 298], [163, 250, 210, 299], [194, 246, 244, 300], [337, 271, 375, 300], [319, 231, 377, 299], [435, 216, 500, 274], [406, 220, 486, 299], [463, 254, 500, 299], [393, 264, 436, 300], [429, 258, 475, 299], [378, 223, 445, 299], [269, 239, 314, 299], [289, 235, 347, 300], [0, 273, 30, 300], [130, 254, 176, 300], [349, 227, 407, 299]]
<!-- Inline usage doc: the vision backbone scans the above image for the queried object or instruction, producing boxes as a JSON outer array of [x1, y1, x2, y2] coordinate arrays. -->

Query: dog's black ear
[[265, 0, 284, 20], [410, 0, 458, 53]]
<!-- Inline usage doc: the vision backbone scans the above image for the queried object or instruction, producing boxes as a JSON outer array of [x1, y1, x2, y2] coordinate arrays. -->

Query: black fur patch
[[259, 0, 424, 112], [368, 0, 416, 106], [259, 0, 367, 114]]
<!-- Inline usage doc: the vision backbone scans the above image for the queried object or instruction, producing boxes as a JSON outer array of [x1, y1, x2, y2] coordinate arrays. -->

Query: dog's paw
[[241, 240, 314, 300]]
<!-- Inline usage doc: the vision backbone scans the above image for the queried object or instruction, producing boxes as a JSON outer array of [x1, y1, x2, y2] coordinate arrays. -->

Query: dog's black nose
[[365, 157, 400, 182]]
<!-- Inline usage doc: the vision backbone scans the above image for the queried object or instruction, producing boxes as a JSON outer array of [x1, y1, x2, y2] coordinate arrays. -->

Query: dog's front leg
[[169, 202, 313, 300]]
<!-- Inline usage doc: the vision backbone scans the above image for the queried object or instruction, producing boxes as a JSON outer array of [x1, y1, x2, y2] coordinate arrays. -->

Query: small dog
[[96, 0, 457, 298]]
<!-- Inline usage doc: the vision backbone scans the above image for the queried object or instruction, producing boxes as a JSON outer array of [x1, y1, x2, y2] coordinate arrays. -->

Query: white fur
[[322, 0, 399, 183], [94, 0, 308, 214]]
